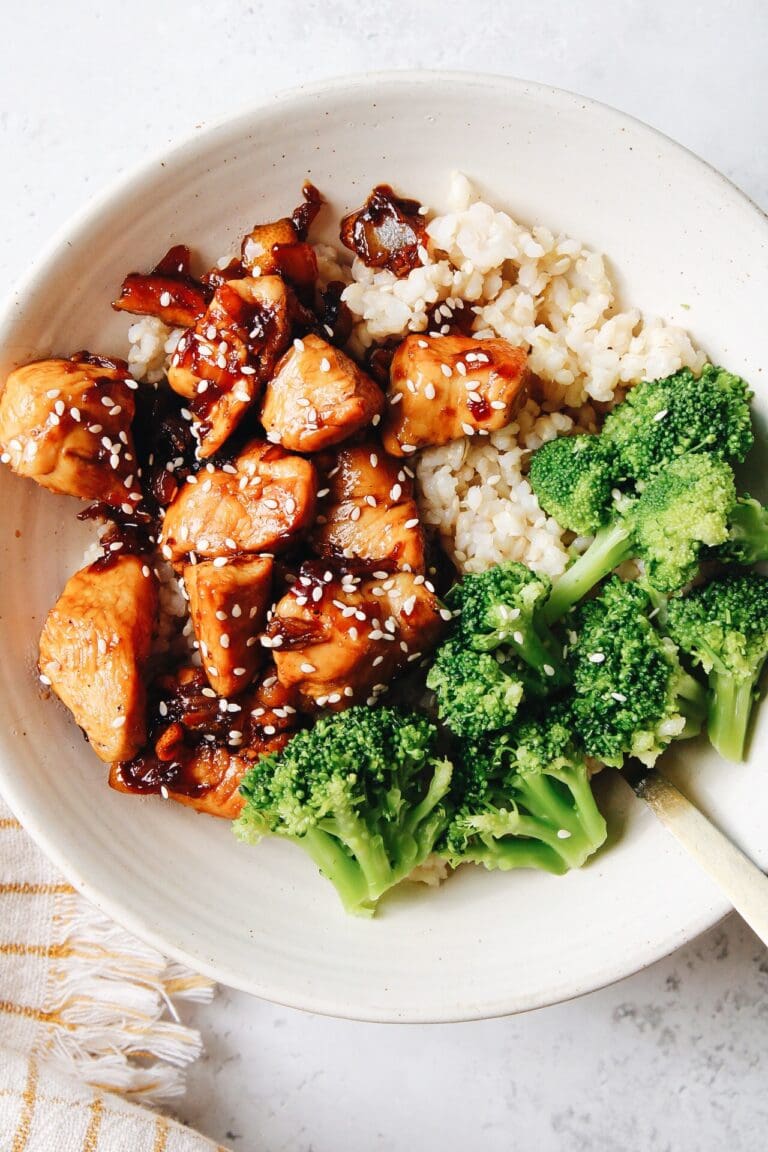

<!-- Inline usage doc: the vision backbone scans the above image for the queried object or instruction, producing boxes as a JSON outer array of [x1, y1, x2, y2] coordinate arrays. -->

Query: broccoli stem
[[678, 673, 709, 738], [318, 810, 394, 902], [726, 499, 768, 563], [707, 671, 758, 762], [300, 826, 377, 917], [513, 770, 606, 870], [543, 520, 635, 624], [464, 838, 569, 875]]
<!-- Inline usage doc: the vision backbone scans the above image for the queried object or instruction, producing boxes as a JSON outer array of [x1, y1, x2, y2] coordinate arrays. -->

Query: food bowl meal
[[1, 72, 767, 1022]]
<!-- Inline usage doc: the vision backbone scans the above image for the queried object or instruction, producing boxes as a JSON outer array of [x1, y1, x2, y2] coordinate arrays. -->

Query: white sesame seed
[[159, 290, 172, 307], [320, 357, 331, 372], [653, 409, 668, 422], [46, 389, 61, 399], [213, 556, 228, 567], [39, 673, 52, 686], [300, 662, 317, 674], [588, 652, 606, 664], [611, 691, 627, 702], [111, 715, 126, 729], [400, 443, 417, 454], [461, 423, 475, 437], [404, 517, 419, 529], [543, 664, 555, 677]]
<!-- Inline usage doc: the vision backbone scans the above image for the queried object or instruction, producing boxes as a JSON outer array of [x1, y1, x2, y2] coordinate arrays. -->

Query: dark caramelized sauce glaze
[[132, 384, 197, 514], [466, 395, 492, 421], [364, 340, 398, 387], [316, 280, 354, 347], [291, 182, 324, 240], [78, 503, 154, 571], [114, 665, 300, 797], [340, 184, 427, 277], [72, 350, 130, 373], [201, 258, 246, 293]]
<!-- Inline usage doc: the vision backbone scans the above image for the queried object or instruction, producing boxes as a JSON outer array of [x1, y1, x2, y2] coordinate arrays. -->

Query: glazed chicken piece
[[0, 354, 143, 508], [38, 555, 158, 763], [265, 563, 446, 709], [382, 334, 529, 457], [109, 665, 300, 818], [112, 244, 209, 328], [168, 275, 292, 457], [260, 334, 384, 453], [183, 555, 273, 696], [161, 439, 317, 565], [312, 443, 424, 573], [242, 216, 301, 277]]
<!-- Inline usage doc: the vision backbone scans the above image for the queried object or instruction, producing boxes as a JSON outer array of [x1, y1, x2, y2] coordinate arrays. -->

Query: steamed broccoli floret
[[666, 573, 768, 762], [715, 496, 768, 566], [440, 711, 607, 874], [446, 560, 566, 687], [601, 364, 754, 482], [543, 454, 736, 623], [426, 635, 524, 738], [235, 706, 453, 917], [528, 434, 618, 535], [568, 578, 707, 767]]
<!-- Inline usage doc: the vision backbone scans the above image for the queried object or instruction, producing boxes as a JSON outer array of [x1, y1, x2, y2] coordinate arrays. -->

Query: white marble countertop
[[2, 2, 767, 1148]]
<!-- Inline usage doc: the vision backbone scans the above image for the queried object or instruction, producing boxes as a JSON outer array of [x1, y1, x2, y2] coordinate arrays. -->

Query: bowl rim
[[1, 69, 766, 1022]]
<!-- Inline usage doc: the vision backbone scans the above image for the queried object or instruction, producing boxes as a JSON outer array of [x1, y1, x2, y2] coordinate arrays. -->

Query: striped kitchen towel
[[0, 796, 229, 1151]]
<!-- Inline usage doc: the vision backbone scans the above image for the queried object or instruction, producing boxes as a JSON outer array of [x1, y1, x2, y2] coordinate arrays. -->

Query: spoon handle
[[627, 768, 768, 946]]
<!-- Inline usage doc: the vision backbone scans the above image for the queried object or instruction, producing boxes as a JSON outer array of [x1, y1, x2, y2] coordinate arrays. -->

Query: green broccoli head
[[543, 453, 736, 624], [235, 706, 453, 916], [425, 635, 524, 738], [446, 560, 566, 685], [632, 453, 736, 591], [441, 709, 607, 874], [528, 434, 618, 535], [666, 572, 768, 761], [602, 364, 754, 482], [715, 496, 768, 566], [568, 577, 706, 767]]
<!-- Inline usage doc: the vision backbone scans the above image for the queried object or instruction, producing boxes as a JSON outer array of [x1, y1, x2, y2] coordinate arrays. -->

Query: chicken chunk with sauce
[[112, 244, 209, 328], [168, 276, 292, 457], [312, 443, 424, 573], [109, 664, 300, 818], [265, 563, 446, 709], [183, 555, 273, 696], [38, 555, 158, 762], [382, 334, 529, 457], [260, 334, 384, 454], [161, 440, 316, 565], [0, 355, 143, 507]]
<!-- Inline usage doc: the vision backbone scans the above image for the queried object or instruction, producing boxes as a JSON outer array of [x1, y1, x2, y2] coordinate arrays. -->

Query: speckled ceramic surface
[[1, 72, 767, 1022]]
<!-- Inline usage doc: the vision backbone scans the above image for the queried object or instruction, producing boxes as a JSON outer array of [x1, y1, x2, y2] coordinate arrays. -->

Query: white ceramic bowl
[[1, 73, 767, 1022]]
